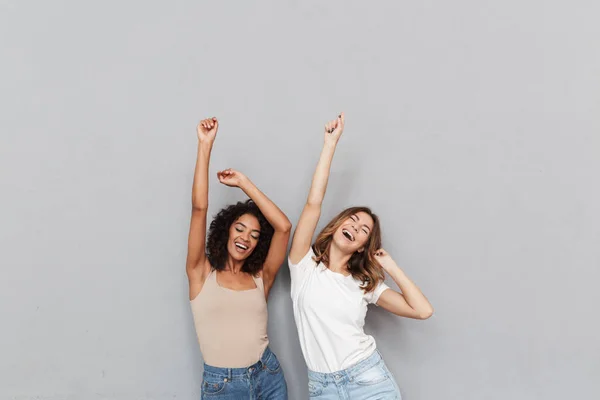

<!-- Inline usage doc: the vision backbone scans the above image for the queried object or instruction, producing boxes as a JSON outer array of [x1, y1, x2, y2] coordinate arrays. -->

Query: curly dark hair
[[206, 199, 274, 274]]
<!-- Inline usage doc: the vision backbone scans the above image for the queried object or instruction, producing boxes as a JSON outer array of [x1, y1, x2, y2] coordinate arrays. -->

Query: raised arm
[[217, 169, 291, 298], [374, 249, 434, 320], [289, 113, 345, 264], [186, 117, 218, 297]]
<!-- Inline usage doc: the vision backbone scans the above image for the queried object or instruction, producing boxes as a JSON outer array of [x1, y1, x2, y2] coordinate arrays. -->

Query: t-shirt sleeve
[[288, 248, 315, 269], [288, 248, 316, 295], [364, 280, 391, 305]]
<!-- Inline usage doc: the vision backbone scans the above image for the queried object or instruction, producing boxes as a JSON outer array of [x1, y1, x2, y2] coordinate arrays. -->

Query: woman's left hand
[[217, 168, 248, 188], [374, 248, 398, 273]]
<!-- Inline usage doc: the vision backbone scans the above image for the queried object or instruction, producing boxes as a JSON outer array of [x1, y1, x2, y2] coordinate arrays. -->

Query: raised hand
[[197, 117, 219, 144], [324, 112, 345, 145], [217, 168, 248, 188], [374, 248, 398, 273]]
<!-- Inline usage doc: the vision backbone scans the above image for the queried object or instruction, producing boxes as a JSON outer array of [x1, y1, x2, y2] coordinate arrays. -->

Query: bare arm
[[289, 113, 345, 264], [217, 169, 291, 298], [186, 117, 218, 298], [375, 249, 434, 319]]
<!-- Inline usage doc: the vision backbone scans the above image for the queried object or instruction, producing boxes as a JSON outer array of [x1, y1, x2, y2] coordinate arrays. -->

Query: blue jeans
[[307, 350, 401, 399], [201, 347, 287, 399]]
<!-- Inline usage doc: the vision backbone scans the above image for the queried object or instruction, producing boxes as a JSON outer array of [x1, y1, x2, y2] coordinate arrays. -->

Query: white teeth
[[342, 229, 354, 242], [235, 242, 248, 250]]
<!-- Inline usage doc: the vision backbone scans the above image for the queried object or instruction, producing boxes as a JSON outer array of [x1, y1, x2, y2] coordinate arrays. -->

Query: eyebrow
[[235, 222, 261, 232]]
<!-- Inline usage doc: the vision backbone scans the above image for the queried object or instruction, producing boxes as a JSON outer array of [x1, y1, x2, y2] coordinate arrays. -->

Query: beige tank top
[[190, 269, 269, 368]]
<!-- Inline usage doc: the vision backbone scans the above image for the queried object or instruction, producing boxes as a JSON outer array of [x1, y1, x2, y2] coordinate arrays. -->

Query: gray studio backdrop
[[1, 1, 599, 399]]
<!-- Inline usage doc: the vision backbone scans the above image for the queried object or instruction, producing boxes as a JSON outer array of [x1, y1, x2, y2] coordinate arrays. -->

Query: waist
[[297, 326, 378, 372], [199, 334, 269, 368], [203, 346, 276, 378], [308, 349, 382, 380]]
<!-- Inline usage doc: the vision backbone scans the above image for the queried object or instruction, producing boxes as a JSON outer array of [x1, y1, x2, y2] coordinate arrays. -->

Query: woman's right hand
[[217, 168, 248, 189], [197, 117, 218, 144], [324, 112, 345, 145]]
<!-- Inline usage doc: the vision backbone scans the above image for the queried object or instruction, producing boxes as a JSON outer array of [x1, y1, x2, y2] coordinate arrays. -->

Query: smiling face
[[332, 211, 375, 254], [227, 213, 261, 262], [311, 206, 385, 292]]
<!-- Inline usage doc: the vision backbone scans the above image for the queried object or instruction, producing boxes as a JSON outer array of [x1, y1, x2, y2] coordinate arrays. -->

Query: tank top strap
[[205, 269, 218, 286], [253, 274, 265, 291]]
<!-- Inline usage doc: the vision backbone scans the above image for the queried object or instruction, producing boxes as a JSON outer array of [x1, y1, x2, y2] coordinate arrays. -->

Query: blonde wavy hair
[[312, 206, 384, 293]]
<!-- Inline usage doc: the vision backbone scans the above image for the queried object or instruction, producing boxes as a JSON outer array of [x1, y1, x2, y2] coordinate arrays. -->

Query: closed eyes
[[235, 224, 260, 240], [351, 215, 371, 235]]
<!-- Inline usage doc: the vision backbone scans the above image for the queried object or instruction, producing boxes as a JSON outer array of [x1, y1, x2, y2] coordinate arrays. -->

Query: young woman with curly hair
[[187, 117, 291, 399], [288, 113, 434, 399]]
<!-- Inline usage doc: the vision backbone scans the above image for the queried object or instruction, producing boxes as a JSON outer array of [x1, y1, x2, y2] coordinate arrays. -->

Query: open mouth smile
[[234, 241, 249, 252], [342, 229, 355, 242]]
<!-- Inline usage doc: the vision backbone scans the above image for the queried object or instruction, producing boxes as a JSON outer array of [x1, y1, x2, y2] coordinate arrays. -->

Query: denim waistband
[[203, 346, 275, 380], [308, 350, 383, 383]]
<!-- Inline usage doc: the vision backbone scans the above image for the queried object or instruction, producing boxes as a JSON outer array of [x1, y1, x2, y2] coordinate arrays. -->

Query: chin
[[333, 235, 355, 253], [229, 252, 246, 262]]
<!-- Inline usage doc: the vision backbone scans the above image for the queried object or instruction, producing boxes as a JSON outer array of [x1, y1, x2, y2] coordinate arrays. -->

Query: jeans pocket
[[202, 377, 226, 395], [354, 362, 389, 386], [308, 380, 324, 397], [264, 352, 282, 374]]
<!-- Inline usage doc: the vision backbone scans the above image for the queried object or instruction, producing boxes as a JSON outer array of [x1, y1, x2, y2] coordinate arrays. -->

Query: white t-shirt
[[289, 248, 390, 373]]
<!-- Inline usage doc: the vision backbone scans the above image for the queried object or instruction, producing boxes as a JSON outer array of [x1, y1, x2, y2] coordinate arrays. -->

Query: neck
[[224, 256, 245, 274], [328, 243, 352, 273]]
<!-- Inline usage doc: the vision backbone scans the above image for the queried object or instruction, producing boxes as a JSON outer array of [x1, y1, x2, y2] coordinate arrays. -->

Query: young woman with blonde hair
[[288, 113, 433, 399]]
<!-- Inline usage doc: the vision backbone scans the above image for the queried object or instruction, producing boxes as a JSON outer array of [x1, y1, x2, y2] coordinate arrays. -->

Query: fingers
[[325, 113, 344, 133], [199, 117, 218, 131], [332, 112, 343, 132], [217, 169, 234, 178], [325, 119, 338, 133], [374, 248, 387, 257]]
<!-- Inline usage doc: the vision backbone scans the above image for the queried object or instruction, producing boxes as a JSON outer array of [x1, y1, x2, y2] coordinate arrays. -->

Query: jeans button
[[223, 378, 228, 382]]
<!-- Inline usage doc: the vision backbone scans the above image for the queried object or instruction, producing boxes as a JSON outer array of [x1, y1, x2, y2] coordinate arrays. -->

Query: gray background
[[1, 1, 599, 399]]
